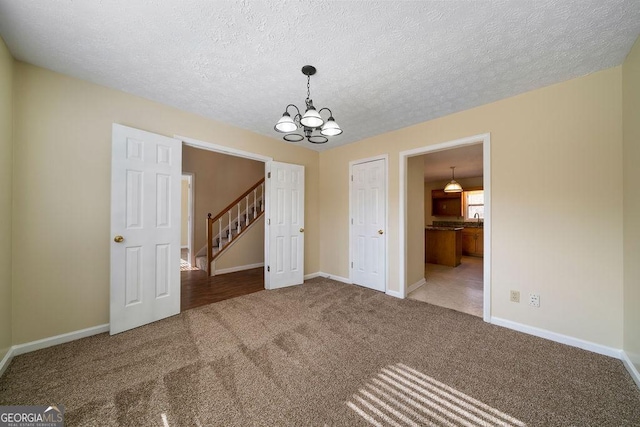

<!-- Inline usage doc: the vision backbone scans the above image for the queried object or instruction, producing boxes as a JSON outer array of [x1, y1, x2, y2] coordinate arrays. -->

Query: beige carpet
[[1, 278, 639, 426]]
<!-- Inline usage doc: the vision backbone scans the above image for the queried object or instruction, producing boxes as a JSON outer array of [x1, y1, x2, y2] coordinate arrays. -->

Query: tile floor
[[408, 256, 483, 317]]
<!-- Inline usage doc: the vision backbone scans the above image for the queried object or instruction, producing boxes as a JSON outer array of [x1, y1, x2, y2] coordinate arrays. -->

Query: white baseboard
[[407, 278, 426, 294], [386, 289, 404, 299], [490, 317, 622, 359], [12, 324, 110, 356], [0, 347, 13, 378], [318, 272, 352, 284], [215, 262, 264, 275], [308, 271, 352, 284], [621, 350, 640, 389], [0, 323, 109, 378], [304, 272, 322, 280]]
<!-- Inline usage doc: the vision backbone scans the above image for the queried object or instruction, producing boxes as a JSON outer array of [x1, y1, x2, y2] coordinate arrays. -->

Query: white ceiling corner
[[0, 0, 638, 152]]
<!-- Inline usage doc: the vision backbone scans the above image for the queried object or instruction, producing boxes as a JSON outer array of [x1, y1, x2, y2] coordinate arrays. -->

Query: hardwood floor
[[181, 267, 265, 311]]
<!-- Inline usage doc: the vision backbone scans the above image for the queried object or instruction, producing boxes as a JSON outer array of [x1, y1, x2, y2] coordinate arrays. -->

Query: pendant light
[[444, 166, 463, 193]]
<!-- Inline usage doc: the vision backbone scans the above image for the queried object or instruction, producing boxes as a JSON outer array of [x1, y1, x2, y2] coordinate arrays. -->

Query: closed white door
[[265, 161, 305, 290], [110, 124, 182, 335], [351, 158, 387, 291]]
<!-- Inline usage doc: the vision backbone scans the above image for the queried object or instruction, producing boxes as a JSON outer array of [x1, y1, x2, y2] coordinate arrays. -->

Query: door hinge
[[267, 218, 270, 225], [351, 218, 353, 224], [267, 266, 270, 272], [351, 262, 353, 268], [268, 172, 271, 178], [351, 175, 353, 181]]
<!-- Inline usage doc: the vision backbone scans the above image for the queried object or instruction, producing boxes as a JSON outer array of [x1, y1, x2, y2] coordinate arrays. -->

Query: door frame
[[349, 154, 389, 293], [181, 173, 195, 265], [399, 133, 491, 322], [174, 134, 273, 284]]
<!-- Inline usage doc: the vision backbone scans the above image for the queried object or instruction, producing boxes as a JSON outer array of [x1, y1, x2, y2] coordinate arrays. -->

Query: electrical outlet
[[510, 290, 520, 303], [529, 293, 540, 307]]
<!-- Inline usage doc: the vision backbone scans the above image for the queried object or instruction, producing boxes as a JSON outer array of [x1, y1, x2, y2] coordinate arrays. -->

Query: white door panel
[[265, 161, 304, 289], [351, 159, 387, 291], [110, 124, 182, 335]]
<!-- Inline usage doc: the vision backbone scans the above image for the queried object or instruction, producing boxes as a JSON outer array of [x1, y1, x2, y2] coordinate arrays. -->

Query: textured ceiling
[[0, 1, 639, 152], [422, 144, 484, 182]]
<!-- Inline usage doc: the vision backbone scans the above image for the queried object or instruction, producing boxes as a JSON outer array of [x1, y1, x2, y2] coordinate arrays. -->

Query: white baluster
[[237, 202, 241, 233], [261, 183, 265, 212], [228, 210, 232, 242], [218, 219, 222, 250], [253, 189, 257, 218], [246, 195, 250, 222]]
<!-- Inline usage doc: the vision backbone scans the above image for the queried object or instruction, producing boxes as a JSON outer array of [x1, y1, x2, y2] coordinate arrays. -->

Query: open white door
[[110, 124, 182, 334], [351, 158, 387, 291], [264, 161, 305, 290]]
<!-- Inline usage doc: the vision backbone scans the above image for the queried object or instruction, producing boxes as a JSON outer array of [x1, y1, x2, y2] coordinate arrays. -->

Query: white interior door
[[110, 124, 182, 335], [351, 158, 387, 291], [265, 161, 304, 290]]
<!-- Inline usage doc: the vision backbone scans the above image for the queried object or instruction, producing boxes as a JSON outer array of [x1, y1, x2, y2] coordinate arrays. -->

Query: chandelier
[[274, 65, 342, 144]]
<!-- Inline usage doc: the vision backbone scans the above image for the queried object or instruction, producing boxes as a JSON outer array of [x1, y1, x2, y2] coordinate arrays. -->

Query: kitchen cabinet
[[431, 190, 463, 217], [425, 227, 462, 267], [462, 227, 483, 257]]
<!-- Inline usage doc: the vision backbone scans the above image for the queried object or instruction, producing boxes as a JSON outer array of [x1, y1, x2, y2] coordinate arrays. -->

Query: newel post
[[206, 213, 213, 276]]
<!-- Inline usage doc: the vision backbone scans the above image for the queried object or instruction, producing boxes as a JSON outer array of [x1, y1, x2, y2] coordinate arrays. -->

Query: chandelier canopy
[[274, 65, 342, 144]]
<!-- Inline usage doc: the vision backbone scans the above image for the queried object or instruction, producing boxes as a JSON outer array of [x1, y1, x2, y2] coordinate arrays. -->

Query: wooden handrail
[[209, 178, 265, 225]]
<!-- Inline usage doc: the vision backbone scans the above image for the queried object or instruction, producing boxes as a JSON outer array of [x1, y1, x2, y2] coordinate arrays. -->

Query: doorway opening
[[178, 137, 270, 311], [400, 134, 491, 321]]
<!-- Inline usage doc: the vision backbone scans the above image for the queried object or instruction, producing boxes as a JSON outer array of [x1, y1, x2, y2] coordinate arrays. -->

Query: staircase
[[195, 178, 265, 275]]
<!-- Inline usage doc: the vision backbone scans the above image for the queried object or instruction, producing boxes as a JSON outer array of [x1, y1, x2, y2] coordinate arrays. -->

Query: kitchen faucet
[[474, 212, 481, 226]]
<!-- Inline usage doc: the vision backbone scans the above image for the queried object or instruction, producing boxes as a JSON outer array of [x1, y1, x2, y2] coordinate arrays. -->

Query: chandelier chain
[[306, 75, 311, 101]]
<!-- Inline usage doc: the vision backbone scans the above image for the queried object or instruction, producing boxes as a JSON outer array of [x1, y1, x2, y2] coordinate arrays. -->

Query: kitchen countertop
[[425, 226, 464, 231]]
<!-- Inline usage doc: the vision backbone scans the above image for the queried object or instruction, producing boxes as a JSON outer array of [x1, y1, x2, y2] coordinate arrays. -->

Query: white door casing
[[350, 157, 387, 292], [265, 161, 305, 290], [110, 124, 182, 335]]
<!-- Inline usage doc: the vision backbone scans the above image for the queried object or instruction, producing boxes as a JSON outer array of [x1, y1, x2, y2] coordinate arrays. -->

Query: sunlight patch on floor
[[347, 363, 526, 427]]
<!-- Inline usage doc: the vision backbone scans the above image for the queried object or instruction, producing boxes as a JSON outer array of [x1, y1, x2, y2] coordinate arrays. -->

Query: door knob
[[114, 235, 124, 243], [378, 230, 384, 235], [299, 228, 304, 233]]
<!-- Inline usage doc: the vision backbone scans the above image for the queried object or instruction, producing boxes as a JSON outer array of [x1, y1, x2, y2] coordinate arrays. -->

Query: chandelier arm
[[285, 104, 301, 116], [318, 107, 333, 117]]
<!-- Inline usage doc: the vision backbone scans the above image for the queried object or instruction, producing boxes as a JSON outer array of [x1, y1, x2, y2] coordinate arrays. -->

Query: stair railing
[[206, 178, 265, 275]]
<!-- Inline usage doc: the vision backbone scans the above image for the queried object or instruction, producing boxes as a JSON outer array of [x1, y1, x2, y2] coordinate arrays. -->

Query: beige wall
[[406, 156, 425, 286], [11, 61, 320, 344], [424, 176, 484, 225], [215, 218, 264, 271], [319, 67, 624, 348], [182, 145, 264, 256], [623, 36, 640, 370], [0, 37, 13, 360]]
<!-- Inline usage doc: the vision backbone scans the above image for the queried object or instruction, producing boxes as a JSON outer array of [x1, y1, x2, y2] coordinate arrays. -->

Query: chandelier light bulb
[[274, 112, 298, 133], [320, 117, 343, 136], [300, 107, 324, 128]]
